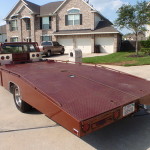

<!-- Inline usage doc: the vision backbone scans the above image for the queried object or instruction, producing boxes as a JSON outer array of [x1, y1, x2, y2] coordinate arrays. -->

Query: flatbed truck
[[0, 42, 150, 137]]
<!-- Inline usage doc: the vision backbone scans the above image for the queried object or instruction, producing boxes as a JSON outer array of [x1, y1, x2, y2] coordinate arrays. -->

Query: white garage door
[[76, 38, 91, 53], [95, 37, 114, 53], [58, 38, 73, 53]]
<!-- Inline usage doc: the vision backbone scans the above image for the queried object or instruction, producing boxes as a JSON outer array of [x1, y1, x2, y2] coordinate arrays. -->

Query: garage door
[[76, 38, 91, 53], [58, 38, 73, 53], [95, 37, 114, 53]]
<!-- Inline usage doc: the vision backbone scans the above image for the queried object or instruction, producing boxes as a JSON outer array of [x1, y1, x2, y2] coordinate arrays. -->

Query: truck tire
[[60, 49, 64, 55], [46, 50, 51, 57], [13, 85, 32, 113]]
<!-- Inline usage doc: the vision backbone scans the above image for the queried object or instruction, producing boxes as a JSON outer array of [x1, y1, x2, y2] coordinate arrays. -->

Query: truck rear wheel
[[60, 49, 64, 55], [46, 50, 51, 57], [13, 85, 32, 113]]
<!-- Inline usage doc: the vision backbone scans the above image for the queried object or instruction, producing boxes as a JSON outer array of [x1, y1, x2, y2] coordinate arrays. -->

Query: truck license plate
[[123, 103, 135, 116]]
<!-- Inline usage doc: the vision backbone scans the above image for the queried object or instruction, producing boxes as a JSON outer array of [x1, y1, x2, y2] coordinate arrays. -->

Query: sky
[[0, 0, 149, 34]]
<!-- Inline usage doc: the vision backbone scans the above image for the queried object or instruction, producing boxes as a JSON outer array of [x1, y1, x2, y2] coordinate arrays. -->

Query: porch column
[[114, 34, 118, 52], [30, 15, 35, 42], [73, 36, 76, 49], [18, 18, 22, 41], [91, 34, 95, 53]]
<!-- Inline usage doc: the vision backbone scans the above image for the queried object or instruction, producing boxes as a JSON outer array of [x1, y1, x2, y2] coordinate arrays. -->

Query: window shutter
[[40, 17, 42, 29], [65, 15, 68, 26], [80, 14, 82, 25], [49, 17, 51, 29]]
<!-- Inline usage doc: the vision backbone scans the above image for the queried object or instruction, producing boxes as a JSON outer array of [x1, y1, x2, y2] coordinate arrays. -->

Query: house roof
[[24, 0, 40, 14], [54, 20, 120, 35], [40, 1, 63, 16], [0, 25, 6, 34]]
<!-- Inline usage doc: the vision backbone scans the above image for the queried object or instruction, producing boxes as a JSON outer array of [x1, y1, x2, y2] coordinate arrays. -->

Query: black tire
[[60, 48, 65, 55], [46, 50, 51, 57], [13, 85, 32, 113]]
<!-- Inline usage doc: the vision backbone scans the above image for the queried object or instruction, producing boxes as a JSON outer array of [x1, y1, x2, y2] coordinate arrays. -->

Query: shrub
[[140, 40, 150, 48], [141, 48, 150, 55]]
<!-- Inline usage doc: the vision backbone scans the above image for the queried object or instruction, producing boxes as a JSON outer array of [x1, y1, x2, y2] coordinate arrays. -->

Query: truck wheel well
[[9, 82, 15, 94]]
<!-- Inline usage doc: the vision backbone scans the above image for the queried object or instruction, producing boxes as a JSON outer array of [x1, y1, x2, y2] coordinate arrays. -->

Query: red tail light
[[82, 124, 90, 132], [36, 54, 39, 57], [113, 110, 120, 120]]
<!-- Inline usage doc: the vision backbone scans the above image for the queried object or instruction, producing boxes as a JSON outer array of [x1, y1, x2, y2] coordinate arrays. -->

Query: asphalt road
[[1, 62, 150, 150]]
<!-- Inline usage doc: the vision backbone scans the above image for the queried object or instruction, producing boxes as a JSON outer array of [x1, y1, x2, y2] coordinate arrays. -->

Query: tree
[[115, 1, 150, 55]]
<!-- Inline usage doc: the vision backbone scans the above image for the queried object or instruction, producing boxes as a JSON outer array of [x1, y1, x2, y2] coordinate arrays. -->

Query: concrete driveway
[[1, 64, 150, 150], [42, 53, 108, 61]]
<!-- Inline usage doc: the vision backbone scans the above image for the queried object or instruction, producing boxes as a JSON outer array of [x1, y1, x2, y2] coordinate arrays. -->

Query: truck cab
[[0, 42, 41, 65]]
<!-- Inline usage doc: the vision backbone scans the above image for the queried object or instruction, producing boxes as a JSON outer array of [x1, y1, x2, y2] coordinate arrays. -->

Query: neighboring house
[[123, 32, 146, 41], [0, 25, 7, 43], [5, 0, 121, 53], [145, 25, 150, 39]]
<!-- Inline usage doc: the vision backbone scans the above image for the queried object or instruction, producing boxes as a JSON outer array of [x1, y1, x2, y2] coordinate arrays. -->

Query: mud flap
[[139, 95, 150, 105]]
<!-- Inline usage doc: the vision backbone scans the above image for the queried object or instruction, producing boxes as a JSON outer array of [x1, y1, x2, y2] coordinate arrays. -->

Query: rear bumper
[[79, 100, 139, 137]]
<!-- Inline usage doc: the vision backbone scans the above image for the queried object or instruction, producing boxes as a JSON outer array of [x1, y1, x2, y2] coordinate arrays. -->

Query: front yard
[[82, 52, 150, 66]]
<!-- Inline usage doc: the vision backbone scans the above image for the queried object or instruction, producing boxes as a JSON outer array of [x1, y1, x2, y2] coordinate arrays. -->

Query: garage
[[95, 37, 114, 53], [76, 37, 91, 53], [57, 38, 73, 53]]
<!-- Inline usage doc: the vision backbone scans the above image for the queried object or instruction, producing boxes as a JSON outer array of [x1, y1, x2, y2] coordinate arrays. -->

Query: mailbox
[[69, 49, 82, 63]]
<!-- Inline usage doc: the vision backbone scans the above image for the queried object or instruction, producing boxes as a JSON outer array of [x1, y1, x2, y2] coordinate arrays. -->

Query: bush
[[141, 48, 150, 55], [140, 40, 150, 48]]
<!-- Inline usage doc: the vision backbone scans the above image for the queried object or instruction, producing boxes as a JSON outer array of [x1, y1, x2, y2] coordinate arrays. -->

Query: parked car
[[39, 41, 65, 57]]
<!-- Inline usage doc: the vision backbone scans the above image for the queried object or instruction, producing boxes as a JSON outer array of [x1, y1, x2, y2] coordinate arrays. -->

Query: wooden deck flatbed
[[1, 61, 150, 137]]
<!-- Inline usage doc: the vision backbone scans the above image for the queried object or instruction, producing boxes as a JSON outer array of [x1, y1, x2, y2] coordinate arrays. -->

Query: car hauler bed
[[0, 61, 150, 137]]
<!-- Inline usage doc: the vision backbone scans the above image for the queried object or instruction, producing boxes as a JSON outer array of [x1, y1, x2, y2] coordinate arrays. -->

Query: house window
[[40, 17, 51, 30], [26, 19, 31, 30], [41, 35, 52, 42], [11, 37, 18, 42], [65, 9, 82, 26], [10, 20, 18, 31]]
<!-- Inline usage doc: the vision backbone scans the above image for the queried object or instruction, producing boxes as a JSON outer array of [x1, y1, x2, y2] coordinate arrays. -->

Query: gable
[[54, 0, 95, 14]]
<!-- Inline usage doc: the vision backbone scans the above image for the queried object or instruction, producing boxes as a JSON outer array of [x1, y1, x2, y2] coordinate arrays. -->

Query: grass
[[82, 52, 150, 66]]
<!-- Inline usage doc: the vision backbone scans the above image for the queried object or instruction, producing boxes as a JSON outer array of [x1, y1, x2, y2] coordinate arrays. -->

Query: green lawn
[[82, 52, 150, 66]]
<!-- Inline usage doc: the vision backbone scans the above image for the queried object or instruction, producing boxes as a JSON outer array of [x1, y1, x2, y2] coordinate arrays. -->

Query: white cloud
[[90, 0, 125, 12], [0, 17, 6, 26]]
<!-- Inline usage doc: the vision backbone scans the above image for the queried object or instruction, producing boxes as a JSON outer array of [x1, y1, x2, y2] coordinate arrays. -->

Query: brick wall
[[57, 0, 94, 31]]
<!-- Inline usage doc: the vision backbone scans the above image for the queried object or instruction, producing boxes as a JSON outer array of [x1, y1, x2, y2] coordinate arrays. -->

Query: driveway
[[1, 64, 150, 150], [43, 53, 108, 61]]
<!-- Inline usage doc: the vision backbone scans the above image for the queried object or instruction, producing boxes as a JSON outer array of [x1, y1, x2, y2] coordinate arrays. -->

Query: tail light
[[82, 123, 90, 132], [36, 54, 39, 57], [113, 110, 120, 120]]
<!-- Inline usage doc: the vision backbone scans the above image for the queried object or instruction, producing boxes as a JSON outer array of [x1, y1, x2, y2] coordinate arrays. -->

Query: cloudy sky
[[0, 0, 149, 34]]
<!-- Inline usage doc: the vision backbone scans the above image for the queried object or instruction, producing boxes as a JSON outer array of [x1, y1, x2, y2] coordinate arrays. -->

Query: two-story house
[[0, 25, 7, 42], [145, 25, 150, 39], [5, 0, 121, 53]]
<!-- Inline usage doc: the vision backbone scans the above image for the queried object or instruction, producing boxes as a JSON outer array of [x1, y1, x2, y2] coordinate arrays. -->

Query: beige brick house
[[5, 0, 121, 53]]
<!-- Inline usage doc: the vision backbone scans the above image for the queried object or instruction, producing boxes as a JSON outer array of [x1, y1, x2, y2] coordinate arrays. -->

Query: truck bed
[[2, 61, 150, 121]]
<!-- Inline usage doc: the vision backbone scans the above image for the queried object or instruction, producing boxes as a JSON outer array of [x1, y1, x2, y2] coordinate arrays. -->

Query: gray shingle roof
[[23, 0, 63, 15], [0, 25, 6, 34], [40, 1, 63, 16], [24, 0, 40, 14], [54, 20, 119, 35]]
